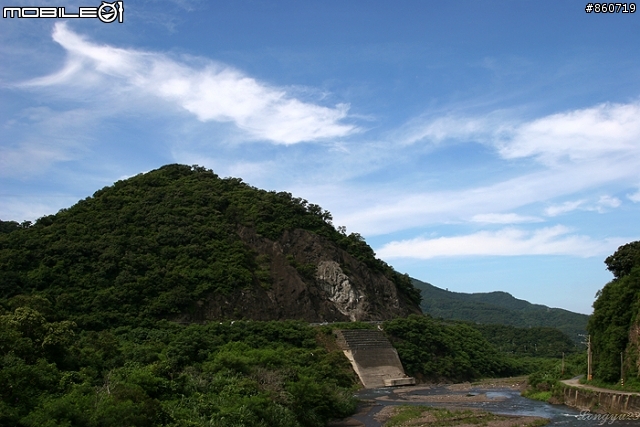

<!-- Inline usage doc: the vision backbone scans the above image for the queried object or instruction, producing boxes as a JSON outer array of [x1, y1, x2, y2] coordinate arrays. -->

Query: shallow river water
[[348, 385, 639, 426]]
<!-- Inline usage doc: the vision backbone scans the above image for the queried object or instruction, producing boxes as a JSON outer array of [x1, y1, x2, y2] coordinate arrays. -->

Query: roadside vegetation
[[523, 241, 640, 400], [520, 352, 586, 402], [581, 377, 640, 393]]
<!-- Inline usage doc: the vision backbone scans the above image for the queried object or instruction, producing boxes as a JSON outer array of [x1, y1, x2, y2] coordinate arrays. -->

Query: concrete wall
[[562, 386, 640, 414], [335, 329, 414, 388]]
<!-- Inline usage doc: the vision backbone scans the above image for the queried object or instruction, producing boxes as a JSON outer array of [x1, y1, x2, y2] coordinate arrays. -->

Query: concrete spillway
[[334, 329, 415, 388]]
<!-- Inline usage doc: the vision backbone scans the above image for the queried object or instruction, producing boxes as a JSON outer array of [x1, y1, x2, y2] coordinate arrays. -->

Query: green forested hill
[[412, 278, 589, 342], [0, 164, 420, 329], [588, 241, 640, 383], [0, 164, 425, 426], [470, 323, 579, 357]]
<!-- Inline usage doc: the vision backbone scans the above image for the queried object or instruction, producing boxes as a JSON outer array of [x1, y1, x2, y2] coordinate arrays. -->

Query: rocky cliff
[[183, 227, 418, 323]]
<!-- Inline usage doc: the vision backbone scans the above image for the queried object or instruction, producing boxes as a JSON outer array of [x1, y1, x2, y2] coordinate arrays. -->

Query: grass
[[384, 405, 548, 427], [582, 378, 640, 393], [385, 405, 430, 426], [521, 390, 552, 402]]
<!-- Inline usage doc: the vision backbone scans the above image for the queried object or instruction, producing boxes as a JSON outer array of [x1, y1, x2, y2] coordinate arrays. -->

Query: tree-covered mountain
[[0, 164, 421, 330], [470, 323, 580, 358], [412, 278, 589, 342], [588, 241, 640, 383]]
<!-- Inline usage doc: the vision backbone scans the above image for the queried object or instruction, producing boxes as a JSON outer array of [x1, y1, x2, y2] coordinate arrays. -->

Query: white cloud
[[334, 102, 640, 235], [470, 213, 542, 224], [544, 200, 584, 217], [595, 195, 621, 212], [337, 155, 637, 236], [400, 102, 640, 166], [497, 103, 640, 165], [376, 226, 627, 259], [397, 114, 505, 146], [22, 23, 357, 145], [628, 189, 640, 203], [543, 196, 621, 217]]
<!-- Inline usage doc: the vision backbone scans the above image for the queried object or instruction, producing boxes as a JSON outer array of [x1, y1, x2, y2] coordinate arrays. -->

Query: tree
[[605, 241, 640, 279]]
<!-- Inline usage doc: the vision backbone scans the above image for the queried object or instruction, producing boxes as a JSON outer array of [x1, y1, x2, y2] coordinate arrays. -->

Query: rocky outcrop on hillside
[[181, 227, 420, 323]]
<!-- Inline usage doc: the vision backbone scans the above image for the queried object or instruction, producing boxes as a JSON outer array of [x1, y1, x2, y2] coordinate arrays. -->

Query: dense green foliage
[[0, 299, 357, 427], [0, 164, 429, 425], [523, 352, 587, 402], [470, 324, 580, 358], [382, 316, 576, 383], [383, 315, 517, 382], [0, 220, 22, 234], [0, 164, 420, 330], [604, 241, 640, 280], [588, 241, 640, 383], [412, 278, 589, 342], [1, 164, 584, 423]]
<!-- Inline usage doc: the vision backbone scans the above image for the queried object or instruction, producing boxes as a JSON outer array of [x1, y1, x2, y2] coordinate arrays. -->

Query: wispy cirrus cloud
[[544, 200, 585, 217], [399, 102, 640, 166], [628, 189, 640, 203], [376, 225, 627, 259], [336, 101, 640, 235], [396, 113, 508, 146], [0, 107, 96, 177], [337, 156, 636, 236], [594, 195, 621, 212], [21, 23, 357, 145], [470, 213, 542, 224], [544, 196, 621, 217]]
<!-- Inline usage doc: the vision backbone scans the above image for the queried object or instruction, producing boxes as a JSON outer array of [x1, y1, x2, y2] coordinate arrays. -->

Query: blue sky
[[2, 1, 640, 314]]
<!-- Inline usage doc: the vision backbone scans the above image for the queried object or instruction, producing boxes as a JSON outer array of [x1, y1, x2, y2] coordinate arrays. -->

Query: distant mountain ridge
[[411, 278, 589, 342]]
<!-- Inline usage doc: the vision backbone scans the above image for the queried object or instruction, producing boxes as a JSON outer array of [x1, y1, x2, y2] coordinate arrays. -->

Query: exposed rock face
[[182, 228, 420, 323], [316, 260, 363, 321]]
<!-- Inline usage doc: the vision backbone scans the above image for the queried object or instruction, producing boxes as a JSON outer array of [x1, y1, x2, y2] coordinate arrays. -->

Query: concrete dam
[[334, 329, 415, 388]]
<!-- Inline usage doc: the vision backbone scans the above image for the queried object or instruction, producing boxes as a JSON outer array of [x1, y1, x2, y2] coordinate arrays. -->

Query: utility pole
[[561, 352, 565, 376], [578, 333, 593, 381], [621, 352, 624, 386], [587, 335, 593, 381]]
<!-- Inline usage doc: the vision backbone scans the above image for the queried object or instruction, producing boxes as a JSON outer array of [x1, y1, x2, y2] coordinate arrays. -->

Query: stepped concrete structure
[[335, 329, 415, 388]]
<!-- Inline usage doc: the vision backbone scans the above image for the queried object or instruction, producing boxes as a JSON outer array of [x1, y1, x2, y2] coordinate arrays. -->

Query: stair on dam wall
[[334, 329, 415, 388]]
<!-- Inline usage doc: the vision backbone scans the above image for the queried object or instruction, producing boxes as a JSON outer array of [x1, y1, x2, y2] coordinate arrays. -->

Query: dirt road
[[560, 377, 640, 396]]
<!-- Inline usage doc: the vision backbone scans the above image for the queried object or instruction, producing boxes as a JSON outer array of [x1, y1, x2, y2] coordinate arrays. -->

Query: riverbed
[[330, 378, 639, 426]]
